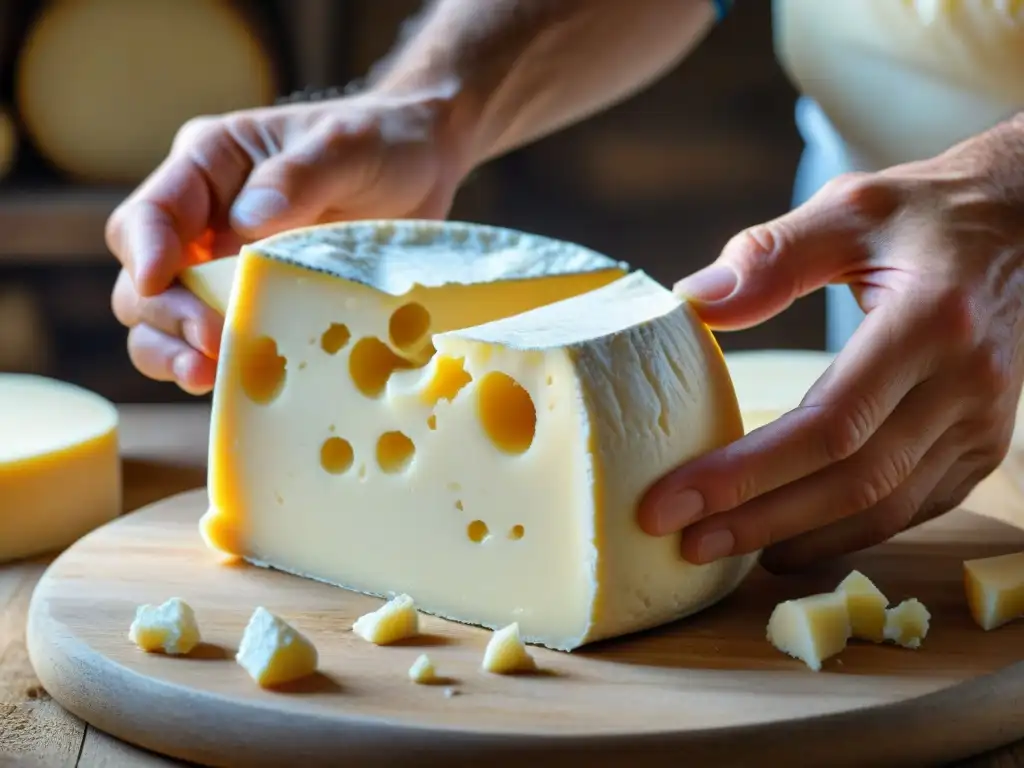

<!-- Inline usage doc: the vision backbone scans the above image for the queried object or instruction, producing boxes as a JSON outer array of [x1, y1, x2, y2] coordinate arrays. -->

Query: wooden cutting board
[[25, 481, 1024, 768]]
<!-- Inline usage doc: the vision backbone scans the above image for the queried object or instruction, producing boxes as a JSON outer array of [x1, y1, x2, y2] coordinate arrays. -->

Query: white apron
[[772, 0, 1024, 350]]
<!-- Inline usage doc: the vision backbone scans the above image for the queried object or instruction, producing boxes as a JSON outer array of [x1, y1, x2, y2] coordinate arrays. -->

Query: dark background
[[0, 0, 822, 404]]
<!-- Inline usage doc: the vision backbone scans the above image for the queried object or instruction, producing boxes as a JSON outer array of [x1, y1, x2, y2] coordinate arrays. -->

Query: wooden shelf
[[0, 186, 129, 263]]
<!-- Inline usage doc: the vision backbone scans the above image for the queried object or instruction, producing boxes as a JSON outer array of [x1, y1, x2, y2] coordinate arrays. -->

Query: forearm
[[371, 0, 720, 168]]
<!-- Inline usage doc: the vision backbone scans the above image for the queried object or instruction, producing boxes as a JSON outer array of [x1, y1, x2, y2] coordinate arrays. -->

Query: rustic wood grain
[[2, 404, 1024, 766]]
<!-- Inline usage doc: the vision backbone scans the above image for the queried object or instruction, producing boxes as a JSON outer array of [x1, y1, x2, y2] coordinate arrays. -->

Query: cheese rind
[[235, 607, 318, 687], [0, 374, 120, 563], [964, 551, 1024, 631], [128, 597, 201, 655], [352, 594, 420, 645], [835, 570, 888, 643], [203, 219, 757, 651], [766, 591, 851, 671], [481, 623, 537, 674], [883, 598, 930, 649]]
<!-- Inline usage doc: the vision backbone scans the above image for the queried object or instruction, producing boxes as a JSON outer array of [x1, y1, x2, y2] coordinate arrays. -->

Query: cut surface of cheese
[[128, 597, 201, 655], [180, 257, 238, 316], [964, 551, 1024, 631], [352, 594, 420, 645], [883, 598, 930, 649], [201, 219, 756, 651], [235, 607, 318, 688], [722, 349, 835, 432], [0, 374, 120, 563], [766, 591, 851, 671], [835, 570, 888, 643], [16, 0, 276, 183], [408, 653, 438, 684], [481, 623, 536, 674]]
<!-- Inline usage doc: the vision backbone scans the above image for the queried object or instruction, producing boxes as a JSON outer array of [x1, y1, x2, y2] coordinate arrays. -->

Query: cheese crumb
[[481, 622, 537, 674], [766, 592, 851, 671], [834, 570, 889, 643], [883, 598, 931, 649], [128, 597, 201, 655], [408, 653, 438, 684], [963, 551, 1024, 631], [352, 594, 420, 645], [236, 607, 318, 687]]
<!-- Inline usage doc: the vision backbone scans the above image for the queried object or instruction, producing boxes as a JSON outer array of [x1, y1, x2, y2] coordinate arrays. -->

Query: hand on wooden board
[[640, 113, 1024, 573], [106, 83, 469, 394]]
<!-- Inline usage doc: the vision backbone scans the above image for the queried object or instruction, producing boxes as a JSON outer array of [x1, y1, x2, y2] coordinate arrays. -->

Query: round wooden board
[[26, 486, 1024, 768]]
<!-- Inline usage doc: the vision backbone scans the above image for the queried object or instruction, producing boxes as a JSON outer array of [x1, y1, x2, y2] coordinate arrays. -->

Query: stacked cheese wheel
[[0, 375, 120, 563], [15, 0, 277, 183]]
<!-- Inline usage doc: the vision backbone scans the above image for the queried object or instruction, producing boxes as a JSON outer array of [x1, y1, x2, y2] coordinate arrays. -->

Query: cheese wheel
[[0, 375, 121, 563], [16, 0, 277, 183], [0, 107, 16, 180], [723, 349, 836, 432]]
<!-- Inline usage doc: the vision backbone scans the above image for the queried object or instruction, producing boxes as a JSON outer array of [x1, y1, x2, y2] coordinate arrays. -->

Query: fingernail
[[655, 488, 705, 534], [172, 352, 193, 383], [697, 529, 735, 562], [230, 188, 289, 230], [182, 320, 205, 354], [674, 265, 738, 303]]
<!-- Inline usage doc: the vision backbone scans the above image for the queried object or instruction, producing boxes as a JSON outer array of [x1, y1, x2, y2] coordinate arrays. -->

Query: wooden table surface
[[2, 404, 1023, 767]]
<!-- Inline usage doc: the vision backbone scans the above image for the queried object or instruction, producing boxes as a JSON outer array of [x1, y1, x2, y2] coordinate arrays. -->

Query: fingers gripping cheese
[[200, 220, 757, 651]]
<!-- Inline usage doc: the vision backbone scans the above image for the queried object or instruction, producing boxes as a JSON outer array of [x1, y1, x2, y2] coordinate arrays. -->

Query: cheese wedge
[[964, 551, 1024, 631], [723, 349, 835, 432], [201, 219, 757, 651], [0, 374, 120, 563], [766, 591, 851, 671], [128, 597, 201, 655], [408, 654, 439, 684], [883, 598, 930, 649], [834, 570, 888, 643], [236, 607, 318, 688], [482, 622, 537, 674], [352, 593, 420, 645], [180, 256, 238, 315]]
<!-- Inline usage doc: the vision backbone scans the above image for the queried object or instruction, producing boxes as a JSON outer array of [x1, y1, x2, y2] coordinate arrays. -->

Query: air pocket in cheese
[[0, 374, 120, 563], [964, 551, 1024, 631], [201, 219, 758, 651]]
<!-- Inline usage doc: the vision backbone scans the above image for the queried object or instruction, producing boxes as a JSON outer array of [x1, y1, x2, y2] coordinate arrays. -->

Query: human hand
[[107, 83, 469, 394], [639, 114, 1024, 572]]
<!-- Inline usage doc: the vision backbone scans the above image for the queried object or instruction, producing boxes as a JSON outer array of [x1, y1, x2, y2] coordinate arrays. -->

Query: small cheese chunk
[[883, 598, 931, 649], [835, 570, 889, 643], [128, 597, 201, 655], [202, 219, 758, 651], [180, 256, 238, 315], [0, 374, 120, 563], [236, 607, 318, 688], [964, 551, 1024, 631], [481, 622, 537, 674], [352, 594, 420, 645], [723, 350, 835, 432], [408, 654, 438, 684], [766, 592, 851, 671]]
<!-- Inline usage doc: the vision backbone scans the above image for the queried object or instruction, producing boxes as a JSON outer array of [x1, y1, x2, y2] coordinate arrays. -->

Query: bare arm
[[371, 0, 722, 168]]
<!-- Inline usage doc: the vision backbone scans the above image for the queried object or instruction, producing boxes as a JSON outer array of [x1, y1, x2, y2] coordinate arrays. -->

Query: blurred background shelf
[[0, 0, 822, 403]]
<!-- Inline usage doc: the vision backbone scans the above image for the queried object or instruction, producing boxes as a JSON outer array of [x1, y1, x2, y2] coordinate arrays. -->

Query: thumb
[[228, 120, 379, 239], [674, 174, 876, 330]]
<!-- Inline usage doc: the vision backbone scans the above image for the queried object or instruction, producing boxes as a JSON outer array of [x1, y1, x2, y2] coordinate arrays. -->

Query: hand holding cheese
[[640, 115, 1024, 573]]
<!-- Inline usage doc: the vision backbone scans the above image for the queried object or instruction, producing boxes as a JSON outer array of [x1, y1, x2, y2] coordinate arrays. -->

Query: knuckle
[[819, 171, 899, 220], [821, 398, 877, 463], [969, 343, 1014, 399], [110, 270, 138, 328], [172, 115, 222, 153]]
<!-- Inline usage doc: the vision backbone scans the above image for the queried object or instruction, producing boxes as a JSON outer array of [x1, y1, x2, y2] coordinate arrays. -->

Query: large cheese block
[[0, 375, 120, 563], [722, 349, 835, 432], [15, 0, 276, 183], [200, 219, 757, 651]]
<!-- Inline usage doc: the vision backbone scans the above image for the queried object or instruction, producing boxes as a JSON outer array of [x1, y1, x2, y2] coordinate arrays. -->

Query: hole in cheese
[[421, 355, 472, 406], [320, 323, 351, 355], [455, 500, 464, 511], [477, 372, 537, 454], [376, 431, 415, 474], [508, 525, 525, 540], [389, 302, 431, 352], [467, 520, 489, 543], [320, 437, 354, 475], [349, 337, 412, 398], [426, 414, 437, 431], [239, 335, 286, 404]]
